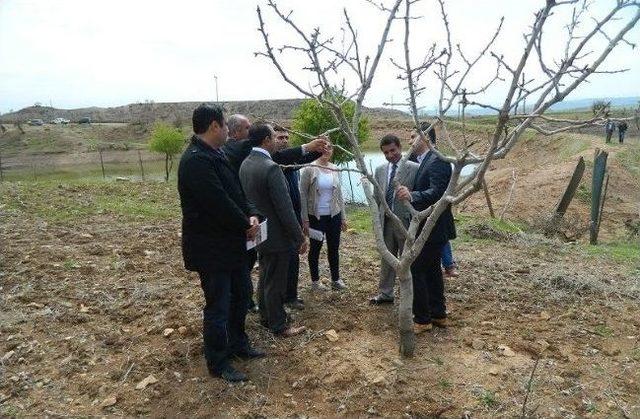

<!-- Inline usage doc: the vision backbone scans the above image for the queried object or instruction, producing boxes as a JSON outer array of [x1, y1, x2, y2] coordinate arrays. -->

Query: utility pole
[[214, 74, 219, 102]]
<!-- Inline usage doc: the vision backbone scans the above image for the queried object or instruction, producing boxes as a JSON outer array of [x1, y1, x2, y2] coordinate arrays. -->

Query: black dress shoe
[[209, 364, 248, 382], [369, 295, 394, 305], [234, 347, 267, 359]]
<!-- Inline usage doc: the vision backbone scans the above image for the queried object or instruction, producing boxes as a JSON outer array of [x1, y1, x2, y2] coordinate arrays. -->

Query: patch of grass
[[1, 178, 180, 224], [438, 379, 452, 389], [575, 184, 592, 203], [583, 399, 597, 414], [585, 241, 640, 264], [557, 136, 591, 159], [345, 205, 372, 233], [631, 348, 640, 361], [63, 259, 80, 270], [478, 390, 498, 409], [616, 144, 640, 179], [593, 324, 614, 338]]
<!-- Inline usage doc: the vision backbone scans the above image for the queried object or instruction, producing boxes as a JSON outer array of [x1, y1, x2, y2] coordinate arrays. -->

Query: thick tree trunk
[[397, 266, 415, 358]]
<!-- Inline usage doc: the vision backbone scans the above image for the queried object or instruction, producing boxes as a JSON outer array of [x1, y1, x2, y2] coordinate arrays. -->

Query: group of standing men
[[178, 104, 329, 381], [178, 104, 455, 382]]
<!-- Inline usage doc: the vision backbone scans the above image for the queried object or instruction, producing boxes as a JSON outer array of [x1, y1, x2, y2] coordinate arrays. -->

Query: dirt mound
[[0, 100, 407, 124]]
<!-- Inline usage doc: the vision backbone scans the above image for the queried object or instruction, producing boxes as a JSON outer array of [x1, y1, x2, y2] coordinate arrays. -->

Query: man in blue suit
[[397, 123, 456, 334]]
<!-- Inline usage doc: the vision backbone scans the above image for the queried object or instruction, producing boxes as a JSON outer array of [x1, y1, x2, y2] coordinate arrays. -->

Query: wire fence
[[0, 149, 170, 182], [0, 149, 388, 204]]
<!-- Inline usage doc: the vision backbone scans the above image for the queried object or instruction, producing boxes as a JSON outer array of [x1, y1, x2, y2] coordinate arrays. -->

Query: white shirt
[[415, 151, 428, 164], [316, 171, 334, 216], [252, 147, 271, 158]]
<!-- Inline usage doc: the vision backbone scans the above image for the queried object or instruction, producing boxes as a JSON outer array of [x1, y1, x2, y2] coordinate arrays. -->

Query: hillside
[[0, 100, 407, 124]]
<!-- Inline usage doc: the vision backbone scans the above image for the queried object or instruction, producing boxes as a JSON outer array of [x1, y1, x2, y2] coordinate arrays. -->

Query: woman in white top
[[299, 144, 347, 290]]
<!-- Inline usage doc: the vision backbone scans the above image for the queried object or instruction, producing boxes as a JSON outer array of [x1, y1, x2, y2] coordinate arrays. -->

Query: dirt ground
[[1, 179, 639, 417]]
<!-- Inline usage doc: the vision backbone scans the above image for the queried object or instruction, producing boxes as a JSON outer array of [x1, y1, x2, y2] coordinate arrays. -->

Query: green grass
[[438, 379, 452, 389], [1, 178, 180, 224], [345, 204, 373, 233], [575, 184, 592, 203], [585, 241, 640, 264], [593, 324, 614, 338], [616, 144, 640, 179], [478, 390, 498, 409]]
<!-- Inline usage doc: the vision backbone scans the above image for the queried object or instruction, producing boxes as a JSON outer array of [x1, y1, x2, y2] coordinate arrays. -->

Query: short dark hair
[[419, 121, 436, 144], [380, 134, 401, 149], [273, 124, 287, 133], [192, 103, 225, 134], [248, 123, 272, 146]]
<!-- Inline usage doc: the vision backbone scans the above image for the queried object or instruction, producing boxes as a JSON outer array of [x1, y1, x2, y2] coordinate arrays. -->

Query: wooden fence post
[[546, 156, 585, 236], [590, 149, 608, 245], [138, 150, 145, 181], [481, 178, 496, 218], [99, 149, 106, 179]]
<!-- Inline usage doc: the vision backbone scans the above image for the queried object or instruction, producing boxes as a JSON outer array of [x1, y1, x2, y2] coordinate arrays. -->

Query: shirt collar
[[252, 147, 271, 158]]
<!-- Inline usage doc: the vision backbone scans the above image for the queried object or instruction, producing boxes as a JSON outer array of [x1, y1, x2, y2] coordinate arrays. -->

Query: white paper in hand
[[308, 227, 324, 242], [247, 220, 268, 250]]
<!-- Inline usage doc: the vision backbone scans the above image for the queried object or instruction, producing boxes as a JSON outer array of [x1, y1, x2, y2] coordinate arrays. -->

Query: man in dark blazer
[[273, 125, 322, 310], [239, 123, 308, 337], [397, 125, 456, 334], [222, 115, 327, 311], [177, 104, 265, 383]]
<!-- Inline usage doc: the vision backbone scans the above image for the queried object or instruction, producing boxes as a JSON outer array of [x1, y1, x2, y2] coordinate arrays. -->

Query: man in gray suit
[[369, 134, 419, 305], [239, 123, 308, 337]]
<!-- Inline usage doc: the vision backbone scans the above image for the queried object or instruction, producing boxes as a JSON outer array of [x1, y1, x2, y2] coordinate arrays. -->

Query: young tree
[[256, 0, 640, 357], [291, 96, 370, 164], [149, 122, 184, 182]]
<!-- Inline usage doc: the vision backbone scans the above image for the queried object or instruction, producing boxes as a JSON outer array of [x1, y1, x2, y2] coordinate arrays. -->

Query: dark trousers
[[285, 251, 300, 302], [198, 268, 250, 372], [246, 249, 258, 309], [308, 213, 342, 282], [411, 242, 446, 325], [258, 251, 290, 334]]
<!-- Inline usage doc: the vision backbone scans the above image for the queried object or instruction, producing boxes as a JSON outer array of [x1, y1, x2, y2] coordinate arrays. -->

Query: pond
[[337, 152, 477, 204]]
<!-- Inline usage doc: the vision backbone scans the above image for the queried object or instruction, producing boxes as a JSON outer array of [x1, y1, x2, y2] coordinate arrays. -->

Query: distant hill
[[0, 99, 407, 124], [445, 96, 640, 116]]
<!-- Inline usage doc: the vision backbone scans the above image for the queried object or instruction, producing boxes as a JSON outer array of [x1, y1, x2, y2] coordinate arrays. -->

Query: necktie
[[385, 163, 397, 210]]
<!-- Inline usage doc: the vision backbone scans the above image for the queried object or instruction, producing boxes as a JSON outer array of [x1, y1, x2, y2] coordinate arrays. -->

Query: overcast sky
[[0, 0, 638, 114]]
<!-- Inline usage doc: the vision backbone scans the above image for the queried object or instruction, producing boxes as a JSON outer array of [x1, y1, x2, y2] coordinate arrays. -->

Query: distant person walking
[[618, 121, 628, 144], [605, 119, 615, 143]]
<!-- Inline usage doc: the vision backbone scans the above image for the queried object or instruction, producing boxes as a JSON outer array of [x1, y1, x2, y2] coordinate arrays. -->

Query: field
[[1, 114, 640, 417]]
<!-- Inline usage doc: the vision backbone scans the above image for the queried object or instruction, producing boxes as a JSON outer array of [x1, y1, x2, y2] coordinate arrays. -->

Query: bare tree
[[256, 0, 640, 357]]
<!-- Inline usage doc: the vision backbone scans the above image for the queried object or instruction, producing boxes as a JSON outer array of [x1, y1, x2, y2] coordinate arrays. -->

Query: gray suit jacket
[[374, 159, 419, 228], [240, 150, 304, 254]]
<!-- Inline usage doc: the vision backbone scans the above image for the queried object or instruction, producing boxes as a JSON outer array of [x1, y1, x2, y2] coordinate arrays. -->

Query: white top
[[415, 151, 428, 164], [315, 171, 334, 216]]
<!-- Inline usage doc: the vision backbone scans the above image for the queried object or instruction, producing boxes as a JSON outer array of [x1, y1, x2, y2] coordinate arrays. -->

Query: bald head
[[227, 114, 250, 140]]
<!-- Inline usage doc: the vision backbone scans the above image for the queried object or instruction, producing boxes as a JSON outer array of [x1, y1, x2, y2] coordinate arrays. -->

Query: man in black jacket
[[178, 104, 265, 383], [397, 125, 456, 334], [222, 116, 327, 311]]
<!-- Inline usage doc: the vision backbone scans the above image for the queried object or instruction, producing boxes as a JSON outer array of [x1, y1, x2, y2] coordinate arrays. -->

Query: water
[[338, 152, 477, 204]]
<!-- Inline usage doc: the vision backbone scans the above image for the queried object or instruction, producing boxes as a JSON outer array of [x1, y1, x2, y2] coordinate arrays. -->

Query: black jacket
[[178, 135, 260, 272], [222, 138, 318, 174], [410, 151, 456, 245]]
